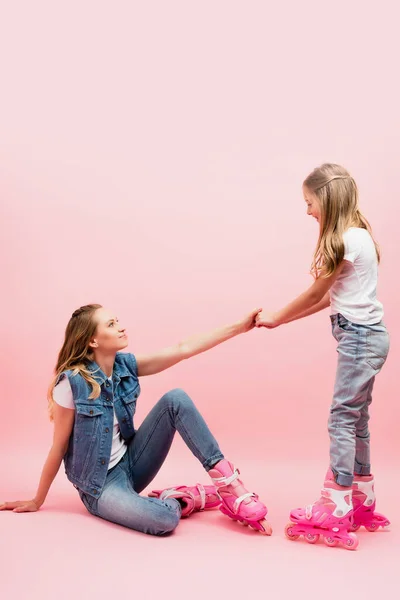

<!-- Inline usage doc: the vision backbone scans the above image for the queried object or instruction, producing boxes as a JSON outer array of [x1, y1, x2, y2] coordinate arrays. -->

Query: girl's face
[[303, 185, 321, 224], [90, 308, 129, 353]]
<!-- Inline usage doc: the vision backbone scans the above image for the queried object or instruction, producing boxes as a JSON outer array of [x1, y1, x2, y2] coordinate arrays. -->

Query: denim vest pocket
[[74, 404, 104, 475]]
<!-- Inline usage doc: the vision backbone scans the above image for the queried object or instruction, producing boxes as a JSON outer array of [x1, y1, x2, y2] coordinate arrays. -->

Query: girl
[[1, 304, 272, 536], [256, 163, 390, 550]]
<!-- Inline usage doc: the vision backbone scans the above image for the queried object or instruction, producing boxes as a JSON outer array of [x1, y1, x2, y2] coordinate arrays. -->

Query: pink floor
[[1, 451, 397, 600]]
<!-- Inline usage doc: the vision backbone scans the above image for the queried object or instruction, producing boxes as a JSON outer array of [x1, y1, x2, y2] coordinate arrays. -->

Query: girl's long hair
[[304, 163, 380, 278]]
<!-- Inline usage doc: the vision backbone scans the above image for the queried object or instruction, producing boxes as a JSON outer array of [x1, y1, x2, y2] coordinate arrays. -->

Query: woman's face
[[90, 308, 129, 353]]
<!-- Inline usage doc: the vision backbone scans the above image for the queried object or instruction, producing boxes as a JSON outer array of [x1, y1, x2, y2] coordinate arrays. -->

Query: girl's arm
[[136, 308, 261, 376], [257, 262, 345, 328], [283, 292, 330, 324], [0, 404, 75, 512]]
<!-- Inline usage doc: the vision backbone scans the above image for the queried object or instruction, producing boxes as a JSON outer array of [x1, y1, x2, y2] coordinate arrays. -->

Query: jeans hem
[[354, 461, 371, 476], [203, 453, 225, 471], [335, 473, 354, 487]]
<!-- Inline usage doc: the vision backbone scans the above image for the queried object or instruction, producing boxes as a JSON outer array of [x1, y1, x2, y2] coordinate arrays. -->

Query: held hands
[[236, 308, 263, 333], [254, 310, 281, 329], [0, 499, 40, 513], [236, 308, 282, 333]]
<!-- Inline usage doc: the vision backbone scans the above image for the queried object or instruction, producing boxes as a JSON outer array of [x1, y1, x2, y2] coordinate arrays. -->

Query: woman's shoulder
[[115, 352, 138, 378]]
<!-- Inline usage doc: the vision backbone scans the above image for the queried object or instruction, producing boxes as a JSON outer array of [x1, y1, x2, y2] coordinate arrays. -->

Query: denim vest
[[58, 353, 140, 499]]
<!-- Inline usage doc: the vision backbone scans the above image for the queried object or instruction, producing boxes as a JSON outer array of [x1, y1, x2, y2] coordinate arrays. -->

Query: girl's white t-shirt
[[53, 376, 127, 470], [329, 227, 384, 325]]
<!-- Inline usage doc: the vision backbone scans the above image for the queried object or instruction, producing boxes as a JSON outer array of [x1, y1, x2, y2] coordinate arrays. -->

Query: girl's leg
[[79, 457, 181, 536], [127, 388, 224, 493], [329, 318, 389, 486], [354, 377, 374, 476], [328, 327, 375, 487]]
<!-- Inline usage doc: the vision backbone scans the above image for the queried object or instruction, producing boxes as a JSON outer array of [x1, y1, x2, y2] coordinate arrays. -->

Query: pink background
[[1, 1, 399, 599]]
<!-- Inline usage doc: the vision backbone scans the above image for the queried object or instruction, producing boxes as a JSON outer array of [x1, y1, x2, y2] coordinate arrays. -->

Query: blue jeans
[[78, 388, 224, 535], [329, 314, 390, 486]]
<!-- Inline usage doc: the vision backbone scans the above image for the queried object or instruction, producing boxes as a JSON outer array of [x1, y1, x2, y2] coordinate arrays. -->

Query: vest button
[[89, 410, 93, 415], [105, 381, 110, 387], [93, 489, 97, 495], [122, 418, 127, 423], [105, 428, 110, 433], [101, 459, 106, 465]]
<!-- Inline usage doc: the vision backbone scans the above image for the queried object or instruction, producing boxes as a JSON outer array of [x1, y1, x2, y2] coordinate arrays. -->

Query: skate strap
[[305, 504, 314, 520], [195, 484, 207, 511], [159, 488, 195, 502], [211, 468, 239, 488], [233, 492, 256, 514]]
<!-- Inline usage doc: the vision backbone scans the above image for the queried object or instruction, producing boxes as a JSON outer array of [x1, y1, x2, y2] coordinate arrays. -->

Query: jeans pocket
[[366, 329, 390, 371], [337, 314, 356, 332]]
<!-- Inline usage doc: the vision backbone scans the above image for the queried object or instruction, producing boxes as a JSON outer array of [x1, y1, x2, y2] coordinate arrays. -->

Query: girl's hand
[[255, 310, 280, 329], [0, 499, 40, 513], [236, 308, 263, 333]]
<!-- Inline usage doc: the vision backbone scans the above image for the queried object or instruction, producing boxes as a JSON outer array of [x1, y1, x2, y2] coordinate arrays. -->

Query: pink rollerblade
[[208, 459, 272, 535], [148, 484, 221, 518], [351, 475, 390, 532], [285, 470, 359, 550]]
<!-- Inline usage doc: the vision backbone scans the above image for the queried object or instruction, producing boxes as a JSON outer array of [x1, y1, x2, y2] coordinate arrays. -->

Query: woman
[[1, 304, 271, 536]]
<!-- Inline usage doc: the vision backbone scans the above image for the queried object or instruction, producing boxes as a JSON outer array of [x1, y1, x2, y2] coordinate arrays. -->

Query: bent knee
[[161, 388, 194, 411], [152, 501, 181, 535]]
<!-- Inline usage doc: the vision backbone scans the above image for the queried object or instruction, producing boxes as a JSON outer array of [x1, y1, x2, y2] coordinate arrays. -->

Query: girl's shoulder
[[343, 227, 372, 246]]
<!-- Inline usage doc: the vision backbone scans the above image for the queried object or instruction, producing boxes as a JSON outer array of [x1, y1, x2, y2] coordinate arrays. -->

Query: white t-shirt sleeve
[[53, 376, 75, 410], [343, 229, 363, 264]]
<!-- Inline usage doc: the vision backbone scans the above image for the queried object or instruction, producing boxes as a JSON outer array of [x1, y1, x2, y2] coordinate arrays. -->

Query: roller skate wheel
[[365, 523, 378, 532], [258, 518, 273, 536], [344, 533, 359, 550], [324, 536, 339, 547], [351, 523, 361, 532], [305, 532, 319, 544], [284, 522, 299, 541]]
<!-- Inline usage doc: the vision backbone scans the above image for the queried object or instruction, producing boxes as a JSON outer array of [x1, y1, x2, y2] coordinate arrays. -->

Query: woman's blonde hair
[[47, 304, 103, 421], [304, 163, 380, 278]]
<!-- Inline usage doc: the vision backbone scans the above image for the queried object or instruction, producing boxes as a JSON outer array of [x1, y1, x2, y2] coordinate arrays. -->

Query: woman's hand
[[236, 308, 263, 333], [0, 499, 40, 513], [255, 310, 280, 329]]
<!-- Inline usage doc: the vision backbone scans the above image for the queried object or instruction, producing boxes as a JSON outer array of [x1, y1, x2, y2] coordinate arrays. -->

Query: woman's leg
[[128, 388, 224, 493], [128, 388, 271, 533], [79, 456, 181, 536]]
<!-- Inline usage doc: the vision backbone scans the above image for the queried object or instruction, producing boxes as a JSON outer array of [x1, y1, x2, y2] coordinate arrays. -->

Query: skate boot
[[351, 475, 390, 532], [148, 484, 221, 518], [208, 459, 272, 535], [285, 470, 359, 550]]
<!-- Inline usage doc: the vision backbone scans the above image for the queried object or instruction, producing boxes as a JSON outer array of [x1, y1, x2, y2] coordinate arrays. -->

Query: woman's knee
[[160, 388, 194, 413], [150, 500, 181, 535]]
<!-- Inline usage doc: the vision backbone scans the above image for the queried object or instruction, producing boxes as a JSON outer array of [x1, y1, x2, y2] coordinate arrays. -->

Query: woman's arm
[[0, 404, 75, 512], [256, 263, 344, 329], [136, 308, 261, 376]]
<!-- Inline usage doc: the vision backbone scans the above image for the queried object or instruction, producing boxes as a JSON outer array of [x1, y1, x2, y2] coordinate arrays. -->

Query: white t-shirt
[[53, 376, 127, 470], [329, 227, 384, 325]]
